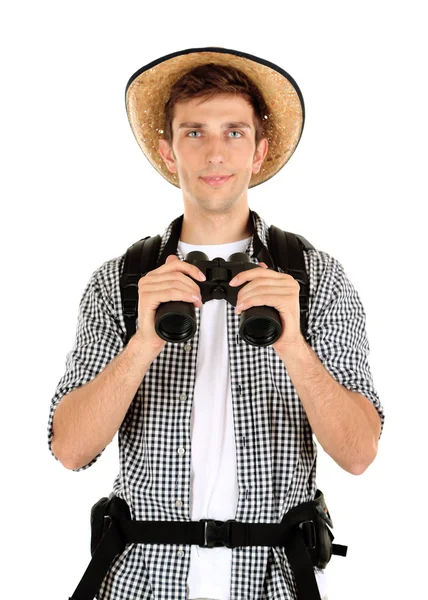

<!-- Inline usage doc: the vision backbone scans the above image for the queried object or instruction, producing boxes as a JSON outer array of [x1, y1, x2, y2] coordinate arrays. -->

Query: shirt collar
[[158, 208, 275, 268]]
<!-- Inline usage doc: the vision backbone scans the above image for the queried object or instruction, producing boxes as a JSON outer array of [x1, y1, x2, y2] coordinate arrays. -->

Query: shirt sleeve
[[47, 260, 125, 471], [305, 250, 385, 438]]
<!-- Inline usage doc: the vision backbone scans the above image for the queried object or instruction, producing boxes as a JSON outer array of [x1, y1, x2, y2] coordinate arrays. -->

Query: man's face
[[159, 94, 268, 214]]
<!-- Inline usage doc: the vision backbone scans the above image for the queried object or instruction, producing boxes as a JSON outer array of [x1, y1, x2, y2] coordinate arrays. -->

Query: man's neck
[[179, 208, 254, 245]]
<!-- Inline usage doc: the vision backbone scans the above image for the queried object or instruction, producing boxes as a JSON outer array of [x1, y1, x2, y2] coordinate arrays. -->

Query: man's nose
[[205, 136, 227, 163]]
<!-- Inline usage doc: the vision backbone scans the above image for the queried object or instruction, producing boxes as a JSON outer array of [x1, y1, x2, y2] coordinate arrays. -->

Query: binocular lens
[[156, 312, 196, 342], [242, 317, 280, 347]]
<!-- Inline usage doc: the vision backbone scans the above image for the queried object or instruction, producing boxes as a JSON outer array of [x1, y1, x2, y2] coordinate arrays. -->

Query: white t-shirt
[[178, 237, 327, 600]]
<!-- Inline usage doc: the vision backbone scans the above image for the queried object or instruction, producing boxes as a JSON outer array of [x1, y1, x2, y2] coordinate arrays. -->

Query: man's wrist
[[274, 333, 308, 361], [128, 332, 164, 363]]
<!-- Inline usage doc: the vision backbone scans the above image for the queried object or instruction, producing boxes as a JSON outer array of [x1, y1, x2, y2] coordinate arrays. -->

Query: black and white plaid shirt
[[47, 209, 385, 600]]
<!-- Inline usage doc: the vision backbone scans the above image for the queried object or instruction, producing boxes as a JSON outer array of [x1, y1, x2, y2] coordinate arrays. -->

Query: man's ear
[[158, 138, 177, 173], [252, 137, 269, 175]]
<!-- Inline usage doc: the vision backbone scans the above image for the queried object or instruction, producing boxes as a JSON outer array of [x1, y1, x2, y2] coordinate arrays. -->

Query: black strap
[[110, 500, 319, 547], [69, 493, 347, 600], [285, 528, 322, 599], [69, 518, 320, 600], [69, 517, 126, 600], [120, 235, 162, 345], [332, 543, 348, 557], [268, 225, 310, 338]]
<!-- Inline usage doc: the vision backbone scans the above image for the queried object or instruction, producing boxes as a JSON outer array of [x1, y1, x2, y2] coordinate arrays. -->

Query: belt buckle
[[200, 519, 234, 548]]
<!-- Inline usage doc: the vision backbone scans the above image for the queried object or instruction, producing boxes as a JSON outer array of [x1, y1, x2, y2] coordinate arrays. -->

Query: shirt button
[[184, 343, 192, 352], [177, 548, 185, 558], [179, 393, 187, 402], [175, 499, 183, 508], [177, 447, 185, 456]]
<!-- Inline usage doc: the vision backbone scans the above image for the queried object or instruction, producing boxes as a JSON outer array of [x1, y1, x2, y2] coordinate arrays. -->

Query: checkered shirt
[[47, 210, 385, 600]]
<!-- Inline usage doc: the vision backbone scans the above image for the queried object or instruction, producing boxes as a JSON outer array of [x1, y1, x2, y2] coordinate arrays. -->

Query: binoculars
[[154, 251, 282, 347]]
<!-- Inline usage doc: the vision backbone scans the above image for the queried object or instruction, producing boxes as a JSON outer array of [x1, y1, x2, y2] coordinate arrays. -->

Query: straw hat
[[125, 46, 305, 188]]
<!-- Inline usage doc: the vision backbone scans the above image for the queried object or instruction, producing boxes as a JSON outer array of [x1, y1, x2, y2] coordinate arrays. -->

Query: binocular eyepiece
[[154, 251, 282, 348]]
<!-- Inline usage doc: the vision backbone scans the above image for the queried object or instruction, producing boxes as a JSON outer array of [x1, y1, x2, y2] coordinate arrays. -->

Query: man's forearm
[[51, 335, 157, 470], [276, 336, 380, 475]]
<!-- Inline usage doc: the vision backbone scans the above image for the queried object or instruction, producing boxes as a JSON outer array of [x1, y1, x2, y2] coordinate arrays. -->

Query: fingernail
[[198, 271, 206, 281]]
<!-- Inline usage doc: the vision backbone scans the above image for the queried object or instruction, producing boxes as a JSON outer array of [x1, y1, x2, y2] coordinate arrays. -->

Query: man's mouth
[[201, 175, 233, 186]]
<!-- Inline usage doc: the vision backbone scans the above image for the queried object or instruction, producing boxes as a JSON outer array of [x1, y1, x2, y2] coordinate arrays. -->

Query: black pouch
[[90, 496, 110, 556], [307, 490, 335, 569], [90, 493, 131, 556]]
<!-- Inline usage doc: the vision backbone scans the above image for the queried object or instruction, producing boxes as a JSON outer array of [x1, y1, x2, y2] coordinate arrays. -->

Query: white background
[[2, 1, 427, 599]]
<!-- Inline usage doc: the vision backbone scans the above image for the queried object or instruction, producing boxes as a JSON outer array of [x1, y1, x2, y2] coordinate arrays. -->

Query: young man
[[47, 48, 385, 600]]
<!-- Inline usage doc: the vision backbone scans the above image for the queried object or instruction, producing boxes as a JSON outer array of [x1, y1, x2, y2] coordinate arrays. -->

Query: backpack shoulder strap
[[118, 215, 184, 346], [268, 225, 315, 341], [120, 235, 162, 345]]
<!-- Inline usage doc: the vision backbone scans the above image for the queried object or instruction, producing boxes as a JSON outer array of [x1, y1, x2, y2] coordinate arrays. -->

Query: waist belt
[[69, 489, 347, 600]]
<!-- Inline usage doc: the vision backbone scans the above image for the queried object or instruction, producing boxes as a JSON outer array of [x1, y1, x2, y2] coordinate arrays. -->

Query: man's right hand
[[134, 254, 205, 356]]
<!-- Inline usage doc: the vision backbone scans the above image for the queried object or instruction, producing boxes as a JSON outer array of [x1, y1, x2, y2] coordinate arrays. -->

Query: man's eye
[[229, 131, 243, 138], [187, 131, 201, 137]]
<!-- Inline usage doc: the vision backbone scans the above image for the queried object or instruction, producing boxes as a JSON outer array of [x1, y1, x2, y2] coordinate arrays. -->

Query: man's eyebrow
[[178, 121, 252, 129], [225, 122, 252, 129]]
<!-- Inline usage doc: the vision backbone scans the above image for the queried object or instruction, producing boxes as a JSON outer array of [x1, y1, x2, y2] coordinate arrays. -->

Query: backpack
[[120, 212, 315, 346]]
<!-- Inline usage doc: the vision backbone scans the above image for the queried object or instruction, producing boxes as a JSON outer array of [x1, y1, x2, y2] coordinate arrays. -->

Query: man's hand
[[229, 262, 303, 352]]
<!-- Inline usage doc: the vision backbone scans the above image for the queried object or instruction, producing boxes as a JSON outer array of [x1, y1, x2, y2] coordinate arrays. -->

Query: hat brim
[[125, 46, 305, 188]]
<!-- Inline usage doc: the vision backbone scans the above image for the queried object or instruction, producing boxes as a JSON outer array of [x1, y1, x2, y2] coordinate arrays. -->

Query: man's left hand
[[229, 262, 304, 353]]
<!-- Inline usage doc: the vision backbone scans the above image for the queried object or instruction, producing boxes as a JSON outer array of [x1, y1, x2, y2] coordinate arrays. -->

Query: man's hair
[[163, 63, 268, 147]]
